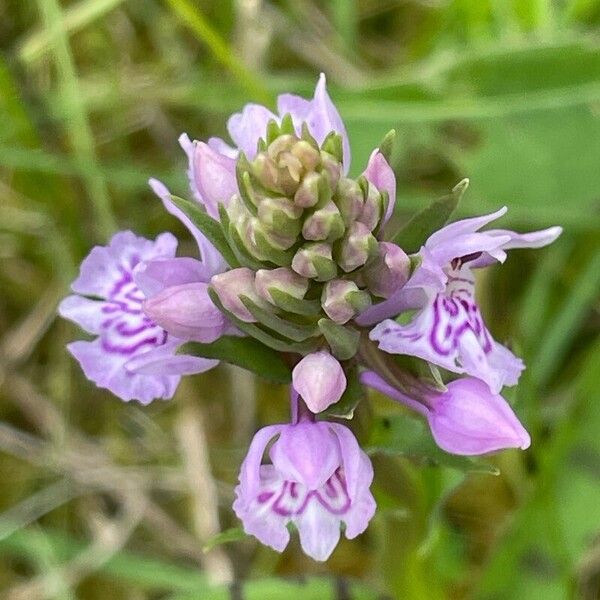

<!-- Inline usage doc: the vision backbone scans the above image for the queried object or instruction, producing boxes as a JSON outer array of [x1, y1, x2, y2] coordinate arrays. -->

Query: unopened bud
[[321, 279, 372, 324], [291, 242, 337, 282], [257, 196, 302, 238], [211, 268, 267, 323], [143, 282, 226, 343], [363, 242, 411, 298], [255, 268, 309, 303], [335, 222, 378, 272], [294, 172, 322, 208], [335, 177, 364, 226], [357, 177, 385, 231], [302, 200, 344, 242], [320, 151, 342, 190]]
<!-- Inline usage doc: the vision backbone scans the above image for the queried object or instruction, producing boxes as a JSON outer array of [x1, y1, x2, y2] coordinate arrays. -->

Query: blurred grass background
[[1, 0, 599, 598]]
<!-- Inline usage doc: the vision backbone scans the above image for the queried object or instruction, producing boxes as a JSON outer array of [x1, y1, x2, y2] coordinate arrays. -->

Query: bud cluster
[[211, 116, 409, 359]]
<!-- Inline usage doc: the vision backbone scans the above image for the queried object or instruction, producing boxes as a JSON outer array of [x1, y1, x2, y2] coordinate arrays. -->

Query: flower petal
[[363, 150, 396, 224], [67, 340, 178, 404], [227, 104, 277, 159], [295, 500, 341, 562], [148, 178, 227, 276], [270, 422, 339, 490]]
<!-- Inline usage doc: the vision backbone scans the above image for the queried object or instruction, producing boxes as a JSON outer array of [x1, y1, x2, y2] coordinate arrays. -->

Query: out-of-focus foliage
[[0, 1, 599, 598]]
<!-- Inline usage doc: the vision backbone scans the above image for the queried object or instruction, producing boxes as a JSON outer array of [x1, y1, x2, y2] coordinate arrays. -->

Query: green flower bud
[[294, 172, 322, 208], [335, 222, 378, 272], [291, 242, 337, 282], [255, 268, 309, 304], [302, 200, 345, 242], [320, 151, 342, 190], [321, 279, 372, 324], [357, 176, 386, 231], [335, 177, 364, 226], [257, 196, 303, 238]]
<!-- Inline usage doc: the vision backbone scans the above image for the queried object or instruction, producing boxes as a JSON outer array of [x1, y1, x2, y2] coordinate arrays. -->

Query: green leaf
[[378, 129, 397, 164], [323, 365, 364, 419], [240, 296, 320, 342], [168, 195, 239, 268], [267, 288, 322, 316], [391, 179, 468, 253], [202, 527, 247, 552], [317, 318, 360, 360], [368, 414, 498, 474], [181, 337, 292, 384], [208, 289, 320, 354]]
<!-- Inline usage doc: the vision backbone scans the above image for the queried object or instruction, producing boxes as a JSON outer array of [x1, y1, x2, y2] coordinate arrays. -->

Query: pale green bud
[[321, 279, 372, 324], [357, 177, 385, 231], [335, 177, 364, 226], [335, 222, 378, 272], [294, 172, 321, 208], [257, 196, 303, 238], [255, 268, 309, 304], [302, 200, 345, 242], [291, 242, 337, 282]]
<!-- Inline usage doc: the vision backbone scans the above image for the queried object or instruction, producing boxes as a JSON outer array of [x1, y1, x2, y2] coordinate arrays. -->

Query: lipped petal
[[233, 466, 290, 552], [295, 500, 341, 562], [67, 340, 178, 404], [59, 295, 109, 335]]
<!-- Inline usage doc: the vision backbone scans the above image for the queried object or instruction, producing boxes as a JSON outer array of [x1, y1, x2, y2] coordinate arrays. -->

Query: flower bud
[[250, 153, 281, 193], [335, 222, 378, 272], [292, 350, 347, 413], [427, 378, 531, 455], [334, 177, 364, 226], [319, 151, 343, 190], [358, 178, 385, 231], [290, 139, 321, 172], [302, 201, 344, 242], [294, 172, 322, 208], [363, 242, 411, 298], [211, 268, 267, 323], [143, 282, 226, 343], [257, 197, 303, 238], [255, 268, 309, 303], [291, 242, 337, 282], [321, 279, 372, 324]]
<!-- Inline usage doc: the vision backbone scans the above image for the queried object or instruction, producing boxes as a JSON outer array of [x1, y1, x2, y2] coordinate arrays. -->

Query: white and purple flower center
[[257, 467, 350, 517], [429, 271, 492, 357], [100, 258, 167, 357]]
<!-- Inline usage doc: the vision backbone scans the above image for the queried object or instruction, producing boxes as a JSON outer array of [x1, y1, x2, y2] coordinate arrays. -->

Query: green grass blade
[[36, 0, 116, 240]]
